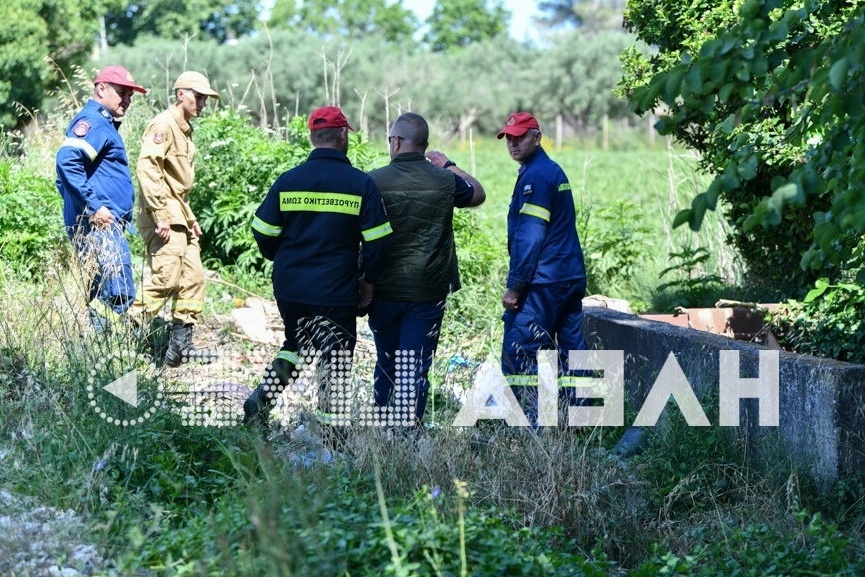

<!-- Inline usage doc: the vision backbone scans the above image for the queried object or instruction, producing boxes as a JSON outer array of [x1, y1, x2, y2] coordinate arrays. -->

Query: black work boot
[[130, 317, 169, 359], [242, 357, 294, 428], [163, 323, 218, 368], [163, 323, 190, 367], [242, 386, 272, 428]]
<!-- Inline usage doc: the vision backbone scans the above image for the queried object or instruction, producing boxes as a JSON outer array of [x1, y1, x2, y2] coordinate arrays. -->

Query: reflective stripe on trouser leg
[[172, 233, 205, 325], [255, 350, 302, 408]]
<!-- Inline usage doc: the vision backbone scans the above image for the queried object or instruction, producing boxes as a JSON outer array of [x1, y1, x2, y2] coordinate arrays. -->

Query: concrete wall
[[583, 306, 865, 489]]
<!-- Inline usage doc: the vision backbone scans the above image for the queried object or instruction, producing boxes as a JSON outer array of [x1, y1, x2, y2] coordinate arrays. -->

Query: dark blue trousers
[[501, 279, 588, 425], [70, 221, 135, 314], [368, 297, 446, 422]]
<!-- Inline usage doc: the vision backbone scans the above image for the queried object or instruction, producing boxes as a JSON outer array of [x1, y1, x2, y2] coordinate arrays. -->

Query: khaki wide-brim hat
[[173, 71, 219, 99]]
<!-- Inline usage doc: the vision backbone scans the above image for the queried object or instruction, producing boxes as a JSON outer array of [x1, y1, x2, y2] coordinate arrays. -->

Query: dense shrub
[[0, 158, 66, 277], [581, 199, 652, 304], [770, 278, 865, 364], [190, 109, 307, 281], [191, 109, 385, 288]]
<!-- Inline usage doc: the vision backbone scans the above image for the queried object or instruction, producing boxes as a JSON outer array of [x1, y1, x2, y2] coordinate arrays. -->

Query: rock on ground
[[0, 490, 104, 576]]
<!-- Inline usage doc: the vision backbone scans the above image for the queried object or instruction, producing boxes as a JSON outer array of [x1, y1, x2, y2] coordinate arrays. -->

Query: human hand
[[502, 288, 521, 311], [90, 206, 115, 228], [155, 222, 171, 241], [192, 222, 202, 238], [425, 150, 450, 168], [357, 277, 374, 313]]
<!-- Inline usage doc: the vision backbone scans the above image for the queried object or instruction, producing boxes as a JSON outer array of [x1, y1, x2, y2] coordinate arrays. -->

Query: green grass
[[428, 136, 740, 314], [2, 261, 864, 575]]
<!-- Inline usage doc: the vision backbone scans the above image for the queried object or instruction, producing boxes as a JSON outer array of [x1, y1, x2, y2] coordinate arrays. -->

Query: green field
[[423, 136, 735, 311]]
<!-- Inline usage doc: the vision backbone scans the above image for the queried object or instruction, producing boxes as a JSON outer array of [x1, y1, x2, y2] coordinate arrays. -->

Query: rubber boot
[[163, 323, 190, 368], [242, 357, 294, 428]]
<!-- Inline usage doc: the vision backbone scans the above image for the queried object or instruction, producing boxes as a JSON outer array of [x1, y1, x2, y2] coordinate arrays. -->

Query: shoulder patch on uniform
[[523, 184, 533, 195], [152, 132, 166, 144], [72, 120, 91, 137]]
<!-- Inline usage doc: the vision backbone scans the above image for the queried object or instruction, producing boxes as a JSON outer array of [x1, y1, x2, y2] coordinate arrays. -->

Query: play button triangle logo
[[103, 371, 138, 407]]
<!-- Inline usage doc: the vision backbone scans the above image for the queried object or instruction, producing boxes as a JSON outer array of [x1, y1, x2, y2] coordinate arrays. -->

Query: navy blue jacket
[[506, 147, 586, 290], [252, 147, 392, 306], [56, 99, 135, 232]]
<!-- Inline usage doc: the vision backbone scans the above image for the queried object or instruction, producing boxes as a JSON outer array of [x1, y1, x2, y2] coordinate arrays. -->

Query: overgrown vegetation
[[0, 157, 66, 278], [2, 80, 864, 575], [770, 278, 865, 364], [3, 283, 864, 574], [622, 0, 865, 300]]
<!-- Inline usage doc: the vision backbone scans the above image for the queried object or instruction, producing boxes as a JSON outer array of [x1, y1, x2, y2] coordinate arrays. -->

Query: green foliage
[[423, 0, 510, 52], [539, 0, 629, 33], [94, 21, 633, 143], [770, 278, 865, 364], [0, 0, 123, 129], [444, 207, 508, 354], [653, 246, 725, 310], [634, 510, 863, 576], [0, 158, 66, 277], [2, 201, 865, 575], [103, 0, 261, 46], [191, 109, 386, 287], [532, 30, 636, 129], [190, 109, 307, 281], [581, 199, 653, 299], [0, 1, 48, 128], [270, 0, 420, 43], [619, 0, 862, 296], [638, 408, 744, 504]]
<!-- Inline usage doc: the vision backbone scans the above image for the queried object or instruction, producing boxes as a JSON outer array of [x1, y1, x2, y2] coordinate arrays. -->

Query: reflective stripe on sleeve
[[315, 409, 333, 424], [558, 183, 572, 192], [558, 376, 598, 388], [61, 137, 99, 162], [279, 191, 362, 215], [251, 216, 282, 237], [362, 221, 393, 242], [519, 202, 551, 222]]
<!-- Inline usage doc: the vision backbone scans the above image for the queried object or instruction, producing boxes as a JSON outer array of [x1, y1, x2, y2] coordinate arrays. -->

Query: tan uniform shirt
[[136, 106, 197, 230]]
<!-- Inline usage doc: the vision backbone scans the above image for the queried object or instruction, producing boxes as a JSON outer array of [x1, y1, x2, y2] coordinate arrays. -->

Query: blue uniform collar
[[518, 146, 548, 175], [85, 98, 122, 129], [307, 147, 352, 164]]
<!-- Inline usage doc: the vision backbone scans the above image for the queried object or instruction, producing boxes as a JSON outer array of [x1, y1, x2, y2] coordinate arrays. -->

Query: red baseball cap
[[308, 106, 354, 131], [497, 112, 540, 139], [94, 66, 147, 94]]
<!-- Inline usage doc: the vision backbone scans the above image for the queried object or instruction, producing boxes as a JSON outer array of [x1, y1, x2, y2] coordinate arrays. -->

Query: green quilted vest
[[369, 152, 461, 302]]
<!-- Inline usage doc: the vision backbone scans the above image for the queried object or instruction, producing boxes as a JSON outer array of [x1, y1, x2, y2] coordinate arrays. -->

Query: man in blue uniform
[[497, 112, 588, 428], [56, 66, 148, 332], [243, 106, 392, 431]]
